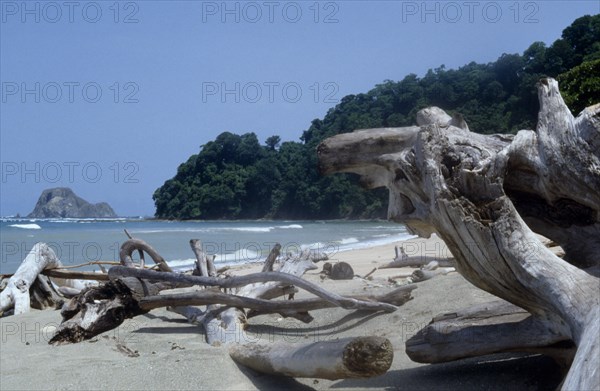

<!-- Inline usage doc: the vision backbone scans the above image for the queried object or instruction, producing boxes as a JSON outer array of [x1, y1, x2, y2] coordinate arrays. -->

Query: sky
[[1, 0, 598, 217]]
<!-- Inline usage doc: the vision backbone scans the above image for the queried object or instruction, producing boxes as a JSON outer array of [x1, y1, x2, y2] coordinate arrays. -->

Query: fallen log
[[406, 301, 575, 368], [0, 243, 62, 315], [229, 336, 393, 379]]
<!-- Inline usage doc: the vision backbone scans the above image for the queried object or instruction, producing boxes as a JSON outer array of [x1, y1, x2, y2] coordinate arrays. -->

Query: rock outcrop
[[27, 188, 117, 218]]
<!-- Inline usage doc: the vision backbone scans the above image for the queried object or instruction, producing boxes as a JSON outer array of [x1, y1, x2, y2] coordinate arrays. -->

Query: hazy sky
[[1, 1, 598, 217]]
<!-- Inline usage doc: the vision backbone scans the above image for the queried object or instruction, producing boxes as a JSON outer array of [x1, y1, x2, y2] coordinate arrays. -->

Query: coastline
[[0, 234, 562, 390]]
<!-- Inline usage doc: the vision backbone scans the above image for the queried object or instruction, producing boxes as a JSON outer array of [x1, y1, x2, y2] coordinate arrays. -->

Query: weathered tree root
[[318, 78, 600, 390]]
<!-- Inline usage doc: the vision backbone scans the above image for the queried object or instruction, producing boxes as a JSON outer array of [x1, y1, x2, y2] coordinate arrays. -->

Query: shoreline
[[0, 234, 562, 390]]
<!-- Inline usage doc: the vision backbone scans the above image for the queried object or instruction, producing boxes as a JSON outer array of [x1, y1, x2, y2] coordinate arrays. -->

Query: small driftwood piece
[[262, 243, 281, 272], [229, 336, 393, 379], [322, 262, 355, 280], [0, 243, 62, 315], [410, 267, 455, 282], [190, 239, 209, 277], [363, 267, 377, 279], [380, 246, 454, 269]]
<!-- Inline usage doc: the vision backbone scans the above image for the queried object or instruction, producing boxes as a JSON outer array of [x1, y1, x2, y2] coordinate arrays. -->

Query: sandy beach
[[0, 235, 562, 390]]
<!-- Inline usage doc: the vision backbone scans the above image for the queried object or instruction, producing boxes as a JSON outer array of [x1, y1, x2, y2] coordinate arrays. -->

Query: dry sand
[[0, 235, 562, 390]]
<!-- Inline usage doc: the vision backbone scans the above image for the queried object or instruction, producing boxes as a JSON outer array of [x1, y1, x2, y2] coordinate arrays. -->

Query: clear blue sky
[[1, 1, 598, 217]]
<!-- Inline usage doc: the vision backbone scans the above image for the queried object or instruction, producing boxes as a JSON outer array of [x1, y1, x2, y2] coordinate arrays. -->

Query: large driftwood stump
[[318, 78, 599, 390]]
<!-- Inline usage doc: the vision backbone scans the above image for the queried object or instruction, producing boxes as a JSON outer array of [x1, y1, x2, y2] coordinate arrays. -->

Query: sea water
[[0, 218, 414, 274]]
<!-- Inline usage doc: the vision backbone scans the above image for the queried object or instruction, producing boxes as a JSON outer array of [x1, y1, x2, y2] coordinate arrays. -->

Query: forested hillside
[[154, 15, 600, 220]]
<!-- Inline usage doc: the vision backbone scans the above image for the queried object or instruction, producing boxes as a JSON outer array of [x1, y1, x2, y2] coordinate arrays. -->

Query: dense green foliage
[[154, 15, 600, 220]]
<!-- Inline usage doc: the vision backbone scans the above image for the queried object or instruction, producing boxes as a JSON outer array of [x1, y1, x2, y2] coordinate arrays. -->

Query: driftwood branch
[[119, 238, 173, 272], [190, 239, 209, 276], [229, 336, 393, 379], [0, 243, 62, 315], [108, 267, 397, 312], [262, 243, 281, 272], [141, 284, 416, 314]]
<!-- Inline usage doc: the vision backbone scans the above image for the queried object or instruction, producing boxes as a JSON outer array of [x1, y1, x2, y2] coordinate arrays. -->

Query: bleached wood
[[229, 336, 393, 379], [410, 267, 455, 282], [190, 239, 209, 276], [406, 301, 574, 365], [108, 267, 396, 312], [318, 78, 600, 390], [0, 243, 62, 315], [142, 284, 416, 313], [119, 238, 173, 272], [262, 243, 281, 272]]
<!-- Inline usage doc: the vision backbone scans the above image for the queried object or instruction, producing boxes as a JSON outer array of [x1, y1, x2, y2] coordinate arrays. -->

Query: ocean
[[0, 218, 414, 274]]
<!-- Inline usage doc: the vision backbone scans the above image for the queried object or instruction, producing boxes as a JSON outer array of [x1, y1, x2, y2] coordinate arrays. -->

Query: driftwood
[[119, 238, 173, 272], [42, 269, 109, 281], [262, 243, 281, 272], [106, 267, 398, 312], [410, 267, 455, 283], [0, 243, 62, 315], [318, 78, 600, 390], [153, 285, 416, 319], [405, 301, 575, 368], [380, 246, 455, 269], [229, 336, 393, 379], [49, 259, 405, 344], [184, 246, 316, 345], [322, 261, 355, 280]]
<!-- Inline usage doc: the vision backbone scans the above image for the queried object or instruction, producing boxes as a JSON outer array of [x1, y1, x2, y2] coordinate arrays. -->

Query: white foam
[[228, 227, 273, 233], [9, 223, 41, 230], [278, 224, 303, 229], [167, 258, 197, 270], [339, 237, 359, 245]]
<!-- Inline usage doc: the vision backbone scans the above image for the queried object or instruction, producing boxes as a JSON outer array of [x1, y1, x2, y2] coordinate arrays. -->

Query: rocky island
[[27, 187, 117, 218]]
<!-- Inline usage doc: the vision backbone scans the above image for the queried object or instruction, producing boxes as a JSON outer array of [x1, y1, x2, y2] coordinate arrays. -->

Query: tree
[[265, 135, 281, 151], [558, 59, 600, 114]]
